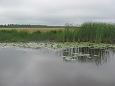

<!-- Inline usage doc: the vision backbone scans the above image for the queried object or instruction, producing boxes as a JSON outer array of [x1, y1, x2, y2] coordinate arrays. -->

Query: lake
[[0, 47, 115, 86]]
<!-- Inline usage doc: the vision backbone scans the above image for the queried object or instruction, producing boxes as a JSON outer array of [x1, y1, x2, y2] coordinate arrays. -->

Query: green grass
[[0, 29, 65, 42], [0, 22, 115, 43]]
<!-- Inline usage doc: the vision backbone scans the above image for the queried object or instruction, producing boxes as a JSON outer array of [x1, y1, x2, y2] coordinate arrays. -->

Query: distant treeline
[[0, 24, 65, 28]]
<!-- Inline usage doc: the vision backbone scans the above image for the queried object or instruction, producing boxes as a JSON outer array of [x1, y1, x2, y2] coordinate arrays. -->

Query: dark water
[[0, 47, 115, 86]]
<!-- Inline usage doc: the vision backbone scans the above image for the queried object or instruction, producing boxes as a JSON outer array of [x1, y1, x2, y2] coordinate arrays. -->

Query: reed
[[78, 23, 115, 43]]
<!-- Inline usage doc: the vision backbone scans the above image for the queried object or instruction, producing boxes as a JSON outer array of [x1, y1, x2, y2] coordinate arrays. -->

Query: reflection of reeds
[[62, 47, 109, 65]]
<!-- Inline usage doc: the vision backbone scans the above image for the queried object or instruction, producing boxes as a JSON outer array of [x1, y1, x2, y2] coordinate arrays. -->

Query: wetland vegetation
[[0, 22, 115, 44], [0, 23, 115, 86]]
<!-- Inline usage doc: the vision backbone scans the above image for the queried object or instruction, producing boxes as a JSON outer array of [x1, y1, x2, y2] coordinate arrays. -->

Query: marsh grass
[[0, 23, 115, 43], [0, 29, 65, 42], [78, 23, 115, 43]]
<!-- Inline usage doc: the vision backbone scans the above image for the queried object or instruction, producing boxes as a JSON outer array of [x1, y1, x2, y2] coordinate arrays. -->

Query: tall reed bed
[[64, 24, 79, 42], [78, 23, 115, 43]]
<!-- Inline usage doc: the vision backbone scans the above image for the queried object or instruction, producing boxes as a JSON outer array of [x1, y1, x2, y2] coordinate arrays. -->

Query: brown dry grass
[[0, 28, 64, 33]]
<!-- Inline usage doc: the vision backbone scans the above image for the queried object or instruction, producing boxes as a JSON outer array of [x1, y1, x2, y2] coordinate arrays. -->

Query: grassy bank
[[0, 23, 115, 43], [0, 29, 64, 42]]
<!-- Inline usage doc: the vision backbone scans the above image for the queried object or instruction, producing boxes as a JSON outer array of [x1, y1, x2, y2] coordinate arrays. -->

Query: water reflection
[[62, 47, 110, 65], [1, 48, 115, 86]]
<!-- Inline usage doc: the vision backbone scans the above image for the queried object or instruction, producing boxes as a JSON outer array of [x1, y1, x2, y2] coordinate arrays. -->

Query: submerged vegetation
[[0, 22, 115, 43]]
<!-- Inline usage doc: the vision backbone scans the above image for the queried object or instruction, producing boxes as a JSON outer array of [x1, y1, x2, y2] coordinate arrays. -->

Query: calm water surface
[[0, 47, 115, 86]]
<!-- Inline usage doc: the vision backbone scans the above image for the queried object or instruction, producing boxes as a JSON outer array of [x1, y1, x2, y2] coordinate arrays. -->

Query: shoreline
[[0, 42, 115, 49]]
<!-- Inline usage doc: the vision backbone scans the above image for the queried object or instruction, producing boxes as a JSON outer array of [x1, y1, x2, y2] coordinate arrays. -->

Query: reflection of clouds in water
[[11, 55, 41, 86], [0, 48, 115, 86], [1, 48, 59, 86], [0, 48, 41, 86]]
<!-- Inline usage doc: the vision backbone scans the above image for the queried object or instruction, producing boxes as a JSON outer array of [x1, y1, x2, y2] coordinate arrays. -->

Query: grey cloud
[[0, 0, 115, 25]]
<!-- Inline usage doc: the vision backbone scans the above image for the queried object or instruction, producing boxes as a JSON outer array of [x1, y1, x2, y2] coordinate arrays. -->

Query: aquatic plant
[[79, 23, 115, 43]]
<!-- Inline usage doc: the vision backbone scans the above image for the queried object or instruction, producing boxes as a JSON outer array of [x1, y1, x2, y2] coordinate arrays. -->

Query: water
[[0, 47, 115, 86]]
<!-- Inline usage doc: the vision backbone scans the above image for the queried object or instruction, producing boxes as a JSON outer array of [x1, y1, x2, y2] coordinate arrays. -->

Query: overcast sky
[[0, 0, 115, 25]]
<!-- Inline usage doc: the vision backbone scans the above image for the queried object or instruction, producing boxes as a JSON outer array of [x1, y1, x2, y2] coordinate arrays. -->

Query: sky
[[0, 0, 115, 25]]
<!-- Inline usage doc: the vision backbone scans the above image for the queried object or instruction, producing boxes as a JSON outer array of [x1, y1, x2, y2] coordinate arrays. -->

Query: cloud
[[0, 0, 115, 25]]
